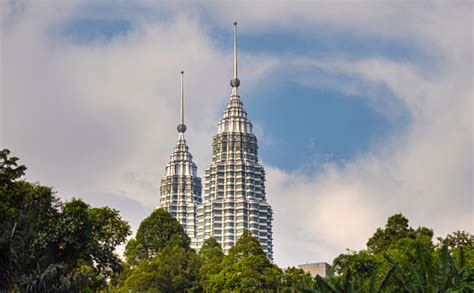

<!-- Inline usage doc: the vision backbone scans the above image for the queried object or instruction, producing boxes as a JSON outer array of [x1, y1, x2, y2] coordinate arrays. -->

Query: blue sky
[[2, 1, 472, 267], [248, 77, 407, 170]]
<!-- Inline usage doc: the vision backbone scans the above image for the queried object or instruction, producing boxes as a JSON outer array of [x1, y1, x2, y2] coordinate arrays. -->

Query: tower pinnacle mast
[[230, 22, 240, 96], [177, 70, 187, 133], [233, 22, 238, 81]]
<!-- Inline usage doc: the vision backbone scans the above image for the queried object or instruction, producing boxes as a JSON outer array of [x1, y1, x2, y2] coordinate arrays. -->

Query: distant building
[[298, 262, 333, 278]]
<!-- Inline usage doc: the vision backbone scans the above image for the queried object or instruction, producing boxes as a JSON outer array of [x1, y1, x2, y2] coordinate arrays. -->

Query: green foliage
[[367, 213, 433, 254], [225, 230, 268, 262], [17, 263, 86, 293], [198, 237, 224, 289], [0, 177, 65, 291], [199, 237, 225, 262], [357, 213, 435, 285], [279, 267, 315, 292], [122, 243, 200, 292], [118, 209, 199, 292], [0, 149, 131, 292], [0, 149, 26, 186], [326, 214, 474, 292], [332, 250, 379, 280], [383, 239, 474, 292], [3, 149, 473, 292], [206, 230, 283, 292], [317, 241, 474, 292], [125, 208, 190, 266], [437, 230, 474, 269]]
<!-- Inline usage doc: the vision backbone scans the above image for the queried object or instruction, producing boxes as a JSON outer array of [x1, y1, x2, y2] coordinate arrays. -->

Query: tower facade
[[197, 23, 273, 259], [159, 72, 202, 249]]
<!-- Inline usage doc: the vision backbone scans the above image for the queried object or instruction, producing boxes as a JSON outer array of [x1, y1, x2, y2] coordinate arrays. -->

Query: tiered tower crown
[[218, 23, 252, 134]]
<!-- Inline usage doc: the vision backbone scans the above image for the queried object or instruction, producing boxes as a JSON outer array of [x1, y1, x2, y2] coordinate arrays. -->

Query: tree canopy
[[119, 209, 199, 292], [122, 242, 201, 292], [205, 230, 283, 291], [320, 214, 474, 292], [198, 237, 225, 289], [0, 149, 131, 292], [124, 208, 190, 266], [2, 148, 473, 292]]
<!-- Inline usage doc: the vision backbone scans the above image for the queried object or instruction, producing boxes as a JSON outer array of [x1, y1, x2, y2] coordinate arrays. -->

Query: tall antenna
[[230, 22, 240, 95], [177, 70, 187, 133], [233, 22, 238, 80]]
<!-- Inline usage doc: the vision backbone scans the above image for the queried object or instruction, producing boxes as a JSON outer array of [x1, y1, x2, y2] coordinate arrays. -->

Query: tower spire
[[230, 22, 240, 96], [177, 70, 187, 133], [233, 22, 238, 80]]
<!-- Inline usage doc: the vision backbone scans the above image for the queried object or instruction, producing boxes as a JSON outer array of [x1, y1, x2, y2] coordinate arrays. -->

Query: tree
[[318, 243, 473, 293], [118, 209, 200, 292], [367, 213, 433, 254], [16, 263, 86, 293], [207, 230, 283, 291], [279, 267, 315, 292], [226, 230, 266, 260], [0, 149, 26, 186], [199, 237, 225, 263], [88, 206, 132, 273], [125, 208, 190, 266], [315, 266, 395, 293], [362, 213, 435, 280], [384, 240, 474, 292], [0, 149, 131, 292], [198, 237, 224, 289], [52, 199, 131, 289], [324, 214, 474, 292], [122, 242, 200, 292], [437, 231, 474, 268], [0, 160, 65, 291], [332, 250, 379, 280]]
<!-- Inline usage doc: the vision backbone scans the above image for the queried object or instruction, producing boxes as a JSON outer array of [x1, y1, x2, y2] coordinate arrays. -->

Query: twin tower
[[158, 23, 273, 260]]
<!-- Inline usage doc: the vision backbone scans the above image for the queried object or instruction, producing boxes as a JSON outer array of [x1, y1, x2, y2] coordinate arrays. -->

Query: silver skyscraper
[[197, 23, 274, 259], [159, 71, 202, 249]]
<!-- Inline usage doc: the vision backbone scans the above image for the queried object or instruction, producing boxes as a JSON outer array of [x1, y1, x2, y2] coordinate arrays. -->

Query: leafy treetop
[[125, 208, 190, 266], [0, 149, 26, 186]]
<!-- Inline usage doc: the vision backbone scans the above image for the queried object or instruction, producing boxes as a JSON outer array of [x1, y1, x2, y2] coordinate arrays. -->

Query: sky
[[1, 0, 473, 267]]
